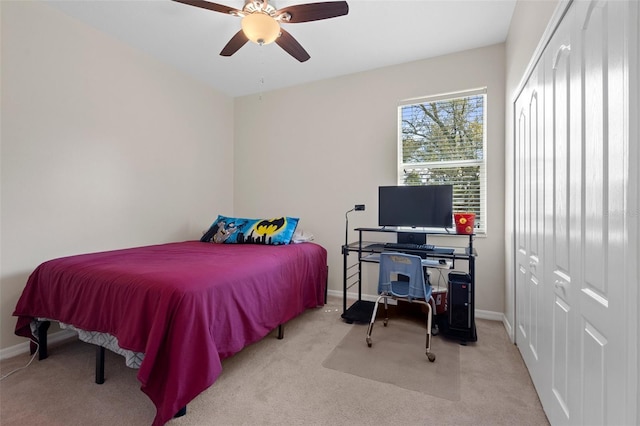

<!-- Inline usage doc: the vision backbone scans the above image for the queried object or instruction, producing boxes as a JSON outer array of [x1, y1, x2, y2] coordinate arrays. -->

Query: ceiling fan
[[172, 0, 349, 62]]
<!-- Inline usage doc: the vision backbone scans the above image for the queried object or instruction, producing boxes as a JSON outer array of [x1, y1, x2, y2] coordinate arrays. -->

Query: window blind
[[398, 90, 487, 233]]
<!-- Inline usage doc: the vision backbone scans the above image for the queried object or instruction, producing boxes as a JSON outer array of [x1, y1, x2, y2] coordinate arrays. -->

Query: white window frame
[[397, 88, 487, 234]]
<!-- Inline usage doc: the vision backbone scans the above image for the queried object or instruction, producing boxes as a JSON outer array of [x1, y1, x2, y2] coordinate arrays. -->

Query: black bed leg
[[95, 346, 105, 384], [174, 406, 187, 418], [35, 321, 50, 360], [277, 324, 284, 340]]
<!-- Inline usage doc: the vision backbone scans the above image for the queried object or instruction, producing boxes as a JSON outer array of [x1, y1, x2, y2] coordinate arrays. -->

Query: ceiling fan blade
[[172, 0, 239, 15], [220, 30, 249, 56], [275, 29, 310, 62], [277, 1, 349, 23]]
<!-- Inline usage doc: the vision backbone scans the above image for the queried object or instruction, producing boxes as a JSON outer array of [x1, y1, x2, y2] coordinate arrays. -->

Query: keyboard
[[383, 242, 435, 251]]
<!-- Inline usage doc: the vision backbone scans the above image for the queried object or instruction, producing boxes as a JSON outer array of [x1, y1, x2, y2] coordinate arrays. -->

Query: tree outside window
[[398, 90, 486, 233]]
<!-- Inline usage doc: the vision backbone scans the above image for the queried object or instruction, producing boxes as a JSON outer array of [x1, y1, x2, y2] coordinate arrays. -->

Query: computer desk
[[341, 227, 477, 342]]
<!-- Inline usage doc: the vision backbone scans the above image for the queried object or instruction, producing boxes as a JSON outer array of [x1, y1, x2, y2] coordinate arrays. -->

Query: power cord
[[432, 268, 447, 292], [0, 339, 39, 381]]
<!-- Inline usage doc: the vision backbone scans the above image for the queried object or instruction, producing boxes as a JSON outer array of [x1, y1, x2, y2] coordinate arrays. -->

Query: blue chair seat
[[366, 252, 436, 362]]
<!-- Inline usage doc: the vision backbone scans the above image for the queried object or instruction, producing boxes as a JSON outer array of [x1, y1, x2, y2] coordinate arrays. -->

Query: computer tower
[[448, 272, 471, 328], [444, 271, 476, 342]]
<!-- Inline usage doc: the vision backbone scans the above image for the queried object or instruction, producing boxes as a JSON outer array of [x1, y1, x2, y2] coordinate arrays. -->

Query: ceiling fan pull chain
[[259, 77, 264, 101], [258, 47, 266, 101]]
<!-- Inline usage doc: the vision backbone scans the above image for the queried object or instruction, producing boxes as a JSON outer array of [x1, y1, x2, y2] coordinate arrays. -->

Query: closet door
[[514, 61, 547, 394], [514, 1, 638, 425], [569, 1, 631, 424], [542, 6, 579, 422]]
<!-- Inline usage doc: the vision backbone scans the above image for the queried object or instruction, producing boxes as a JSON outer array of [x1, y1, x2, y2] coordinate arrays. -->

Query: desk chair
[[366, 252, 436, 362]]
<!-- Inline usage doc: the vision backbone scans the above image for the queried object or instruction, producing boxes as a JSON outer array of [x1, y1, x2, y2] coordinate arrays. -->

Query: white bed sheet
[[33, 319, 144, 368]]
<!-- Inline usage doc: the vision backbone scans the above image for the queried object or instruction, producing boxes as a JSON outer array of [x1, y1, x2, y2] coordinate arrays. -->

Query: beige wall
[[234, 44, 507, 315], [503, 0, 560, 337], [0, 0, 564, 353], [0, 1, 234, 349]]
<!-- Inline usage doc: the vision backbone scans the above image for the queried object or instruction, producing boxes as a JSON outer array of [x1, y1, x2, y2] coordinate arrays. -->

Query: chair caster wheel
[[427, 352, 436, 362], [366, 337, 372, 347], [383, 319, 388, 327]]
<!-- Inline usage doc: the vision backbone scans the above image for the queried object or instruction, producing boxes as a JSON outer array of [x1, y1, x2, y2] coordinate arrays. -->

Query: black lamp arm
[[344, 204, 365, 252]]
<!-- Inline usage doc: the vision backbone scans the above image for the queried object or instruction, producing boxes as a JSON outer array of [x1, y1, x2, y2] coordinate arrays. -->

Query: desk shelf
[[341, 227, 478, 342]]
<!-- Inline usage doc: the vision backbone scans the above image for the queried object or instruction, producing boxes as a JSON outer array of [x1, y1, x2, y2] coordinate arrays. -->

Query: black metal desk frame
[[341, 227, 477, 342]]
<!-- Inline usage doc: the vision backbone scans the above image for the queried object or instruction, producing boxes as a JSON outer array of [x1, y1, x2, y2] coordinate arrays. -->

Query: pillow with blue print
[[201, 215, 299, 245]]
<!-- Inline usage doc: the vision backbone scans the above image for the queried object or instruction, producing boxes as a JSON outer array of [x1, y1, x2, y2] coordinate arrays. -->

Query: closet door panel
[[515, 52, 550, 392], [551, 43, 571, 280], [582, 1, 606, 292], [515, 69, 548, 385], [528, 70, 545, 368], [575, 1, 630, 424], [546, 10, 575, 422], [515, 104, 529, 343]]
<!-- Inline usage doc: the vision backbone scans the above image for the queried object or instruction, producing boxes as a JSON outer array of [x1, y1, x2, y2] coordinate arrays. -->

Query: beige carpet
[[323, 318, 460, 401], [0, 296, 550, 426]]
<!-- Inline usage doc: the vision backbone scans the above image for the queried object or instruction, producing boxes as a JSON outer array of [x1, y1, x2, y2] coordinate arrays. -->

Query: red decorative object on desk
[[454, 213, 475, 235]]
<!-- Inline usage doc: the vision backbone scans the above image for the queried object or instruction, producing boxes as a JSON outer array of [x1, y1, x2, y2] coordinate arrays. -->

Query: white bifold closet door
[[514, 1, 638, 425]]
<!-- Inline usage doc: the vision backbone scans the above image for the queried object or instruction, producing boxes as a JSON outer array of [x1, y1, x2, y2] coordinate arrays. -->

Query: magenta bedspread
[[13, 241, 327, 425]]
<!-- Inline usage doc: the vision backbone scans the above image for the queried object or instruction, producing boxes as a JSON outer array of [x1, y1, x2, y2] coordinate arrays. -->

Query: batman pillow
[[201, 215, 299, 245]]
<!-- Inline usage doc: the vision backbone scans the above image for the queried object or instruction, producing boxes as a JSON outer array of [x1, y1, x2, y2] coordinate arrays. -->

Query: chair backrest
[[378, 252, 429, 301]]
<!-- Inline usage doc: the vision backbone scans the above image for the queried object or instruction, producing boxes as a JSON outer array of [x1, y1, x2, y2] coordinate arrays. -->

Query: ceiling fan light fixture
[[241, 13, 280, 45]]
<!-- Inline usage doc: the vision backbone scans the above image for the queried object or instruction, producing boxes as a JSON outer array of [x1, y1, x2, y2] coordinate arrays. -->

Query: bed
[[13, 240, 328, 425]]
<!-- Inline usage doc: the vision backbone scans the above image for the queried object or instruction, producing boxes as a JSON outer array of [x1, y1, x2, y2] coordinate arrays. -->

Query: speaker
[[448, 272, 471, 329], [397, 232, 426, 245]]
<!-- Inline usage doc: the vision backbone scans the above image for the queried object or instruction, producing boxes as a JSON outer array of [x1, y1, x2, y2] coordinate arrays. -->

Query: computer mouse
[[439, 259, 447, 265]]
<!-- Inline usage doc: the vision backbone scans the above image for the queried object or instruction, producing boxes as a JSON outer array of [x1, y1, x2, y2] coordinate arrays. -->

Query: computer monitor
[[378, 185, 453, 229]]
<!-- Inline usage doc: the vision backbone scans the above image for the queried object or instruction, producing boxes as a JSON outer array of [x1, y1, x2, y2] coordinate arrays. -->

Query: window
[[398, 89, 487, 233]]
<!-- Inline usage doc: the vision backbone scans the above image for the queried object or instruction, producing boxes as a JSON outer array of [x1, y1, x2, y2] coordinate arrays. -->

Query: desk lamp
[[344, 204, 365, 252]]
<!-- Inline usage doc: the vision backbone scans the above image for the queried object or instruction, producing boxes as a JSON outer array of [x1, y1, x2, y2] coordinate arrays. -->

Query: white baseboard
[[328, 289, 505, 322], [0, 330, 76, 361], [475, 309, 504, 321], [501, 315, 515, 343]]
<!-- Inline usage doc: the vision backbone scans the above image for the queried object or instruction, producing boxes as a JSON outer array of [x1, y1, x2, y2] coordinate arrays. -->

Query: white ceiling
[[45, 0, 517, 97]]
